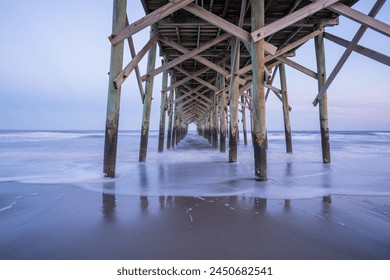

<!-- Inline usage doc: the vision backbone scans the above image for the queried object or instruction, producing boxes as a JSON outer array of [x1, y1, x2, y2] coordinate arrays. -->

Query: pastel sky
[[0, 0, 389, 131]]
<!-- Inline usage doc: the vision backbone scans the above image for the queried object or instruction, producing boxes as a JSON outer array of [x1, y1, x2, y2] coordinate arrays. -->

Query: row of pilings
[[103, 0, 332, 183]]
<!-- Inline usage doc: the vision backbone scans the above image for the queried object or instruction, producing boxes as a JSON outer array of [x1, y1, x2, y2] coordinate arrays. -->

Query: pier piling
[[279, 63, 293, 154], [228, 37, 240, 163], [314, 29, 331, 164], [103, 0, 127, 177], [139, 26, 157, 162], [158, 69, 168, 153], [251, 0, 267, 180]]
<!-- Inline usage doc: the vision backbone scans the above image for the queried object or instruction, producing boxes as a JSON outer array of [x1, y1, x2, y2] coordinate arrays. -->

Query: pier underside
[[104, 0, 389, 180]]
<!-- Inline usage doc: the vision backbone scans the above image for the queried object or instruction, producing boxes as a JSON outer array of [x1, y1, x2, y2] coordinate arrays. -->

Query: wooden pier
[[104, 0, 390, 180]]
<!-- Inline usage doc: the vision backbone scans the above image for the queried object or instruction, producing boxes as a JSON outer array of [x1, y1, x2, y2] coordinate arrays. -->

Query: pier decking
[[103, 0, 390, 180]]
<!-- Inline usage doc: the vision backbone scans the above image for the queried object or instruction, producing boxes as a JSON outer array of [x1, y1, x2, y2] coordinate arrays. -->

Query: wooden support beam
[[174, 84, 209, 104], [158, 70, 168, 153], [228, 37, 240, 162], [175, 113, 181, 145], [227, 28, 323, 80], [164, 67, 209, 93], [157, 16, 338, 28], [266, 27, 323, 62], [125, 17, 145, 100], [212, 91, 219, 149], [251, 0, 339, 42], [139, 26, 157, 162], [240, 95, 248, 145], [113, 32, 159, 89], [104, 0, 127, 178], [178, 93, 211, 109], [158, 37, 246, 84], [238, 101, 249, 109], [167, 82, 174, 150], [171, 91, 178, 148], [328, 1, 390, 38], [276, 56, 317, 79], [178, 93, 210, 109], [314, 29, 331, 164], [173, 66, 218, 92], [182, 84, 213, 104], [279, 64, 293, 153], [220, 72, 227, 153], [313, 0, 386, 106], [142, 33, 230, 81], [178, 94, 211, 109], [265, 66, 279, 100], [181, 84, 212, 102], [182, 108, 206, 119], [324, 32, 390, 67], [182, 106, 205, 117], [110, 0, 193, 45], [251, 0, 267, 180], [182, 3, 277, 54]]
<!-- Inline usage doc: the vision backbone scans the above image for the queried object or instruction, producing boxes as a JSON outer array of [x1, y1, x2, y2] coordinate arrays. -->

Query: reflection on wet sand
[[102, 181, 116, 221], [1, 182, 386, 260], [101, 192, 335, 220]]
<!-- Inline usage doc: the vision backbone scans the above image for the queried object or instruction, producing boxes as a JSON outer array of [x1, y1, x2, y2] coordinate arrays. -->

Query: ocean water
[[0, 130, 389, 199]]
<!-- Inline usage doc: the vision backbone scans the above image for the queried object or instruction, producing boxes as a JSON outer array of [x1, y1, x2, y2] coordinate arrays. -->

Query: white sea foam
[[0, 202, 16, 212]]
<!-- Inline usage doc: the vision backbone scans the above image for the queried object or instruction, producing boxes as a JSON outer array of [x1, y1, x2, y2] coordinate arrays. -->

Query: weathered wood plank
[[164, 67, 209, 93], [174, 66, 218, 92], [276, 56, 317, 79], [113, 32, 159, 89], [251, 0, 339, 42], [314, 30, 331, 163], [167, 80, 174, 150], [279, 63, 293, 153], [139, 26, 157, 162], [104, 0, 127, 178], [158, 69, 168, 153], [110, 0, 193, 45], [240, 95, 248, 145], [183, 3, 277, 54], [328, 1, 390, 38], [228, 37, 240, 162], [251, 0, 267, 180], [125, 16, 145, 101], [227, 28, 323, 80], [158, 37, 246, 85], [324, 32, 390, 66], [174, 84, 209, 104], [141, 33, 230, 81]]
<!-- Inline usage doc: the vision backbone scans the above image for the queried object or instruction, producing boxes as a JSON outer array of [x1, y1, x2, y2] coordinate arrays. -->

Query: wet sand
[[0, 182, 389, 260]]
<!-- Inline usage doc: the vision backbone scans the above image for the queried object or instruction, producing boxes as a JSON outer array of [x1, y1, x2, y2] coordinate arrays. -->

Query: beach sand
[[0, 182, 389, 260]]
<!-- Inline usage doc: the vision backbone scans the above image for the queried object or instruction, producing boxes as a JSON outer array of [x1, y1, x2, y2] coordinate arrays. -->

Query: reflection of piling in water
[[322, 164, 332, 204], [166, 196, 174, 207], [102, 182, 116, 221], [323, 195, 332, 204], [102, 193, 116, 221], [284, 199, 291, 208], [140, 196, 149, 214], [159, 196, 165, 210]]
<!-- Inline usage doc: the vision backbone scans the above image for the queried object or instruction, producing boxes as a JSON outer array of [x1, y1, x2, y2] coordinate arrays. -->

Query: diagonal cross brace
[[312, 0, 386, 106]]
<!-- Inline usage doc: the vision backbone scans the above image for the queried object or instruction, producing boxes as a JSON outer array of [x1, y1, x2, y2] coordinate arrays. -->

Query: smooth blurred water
[[0, 130, 389, 199]]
